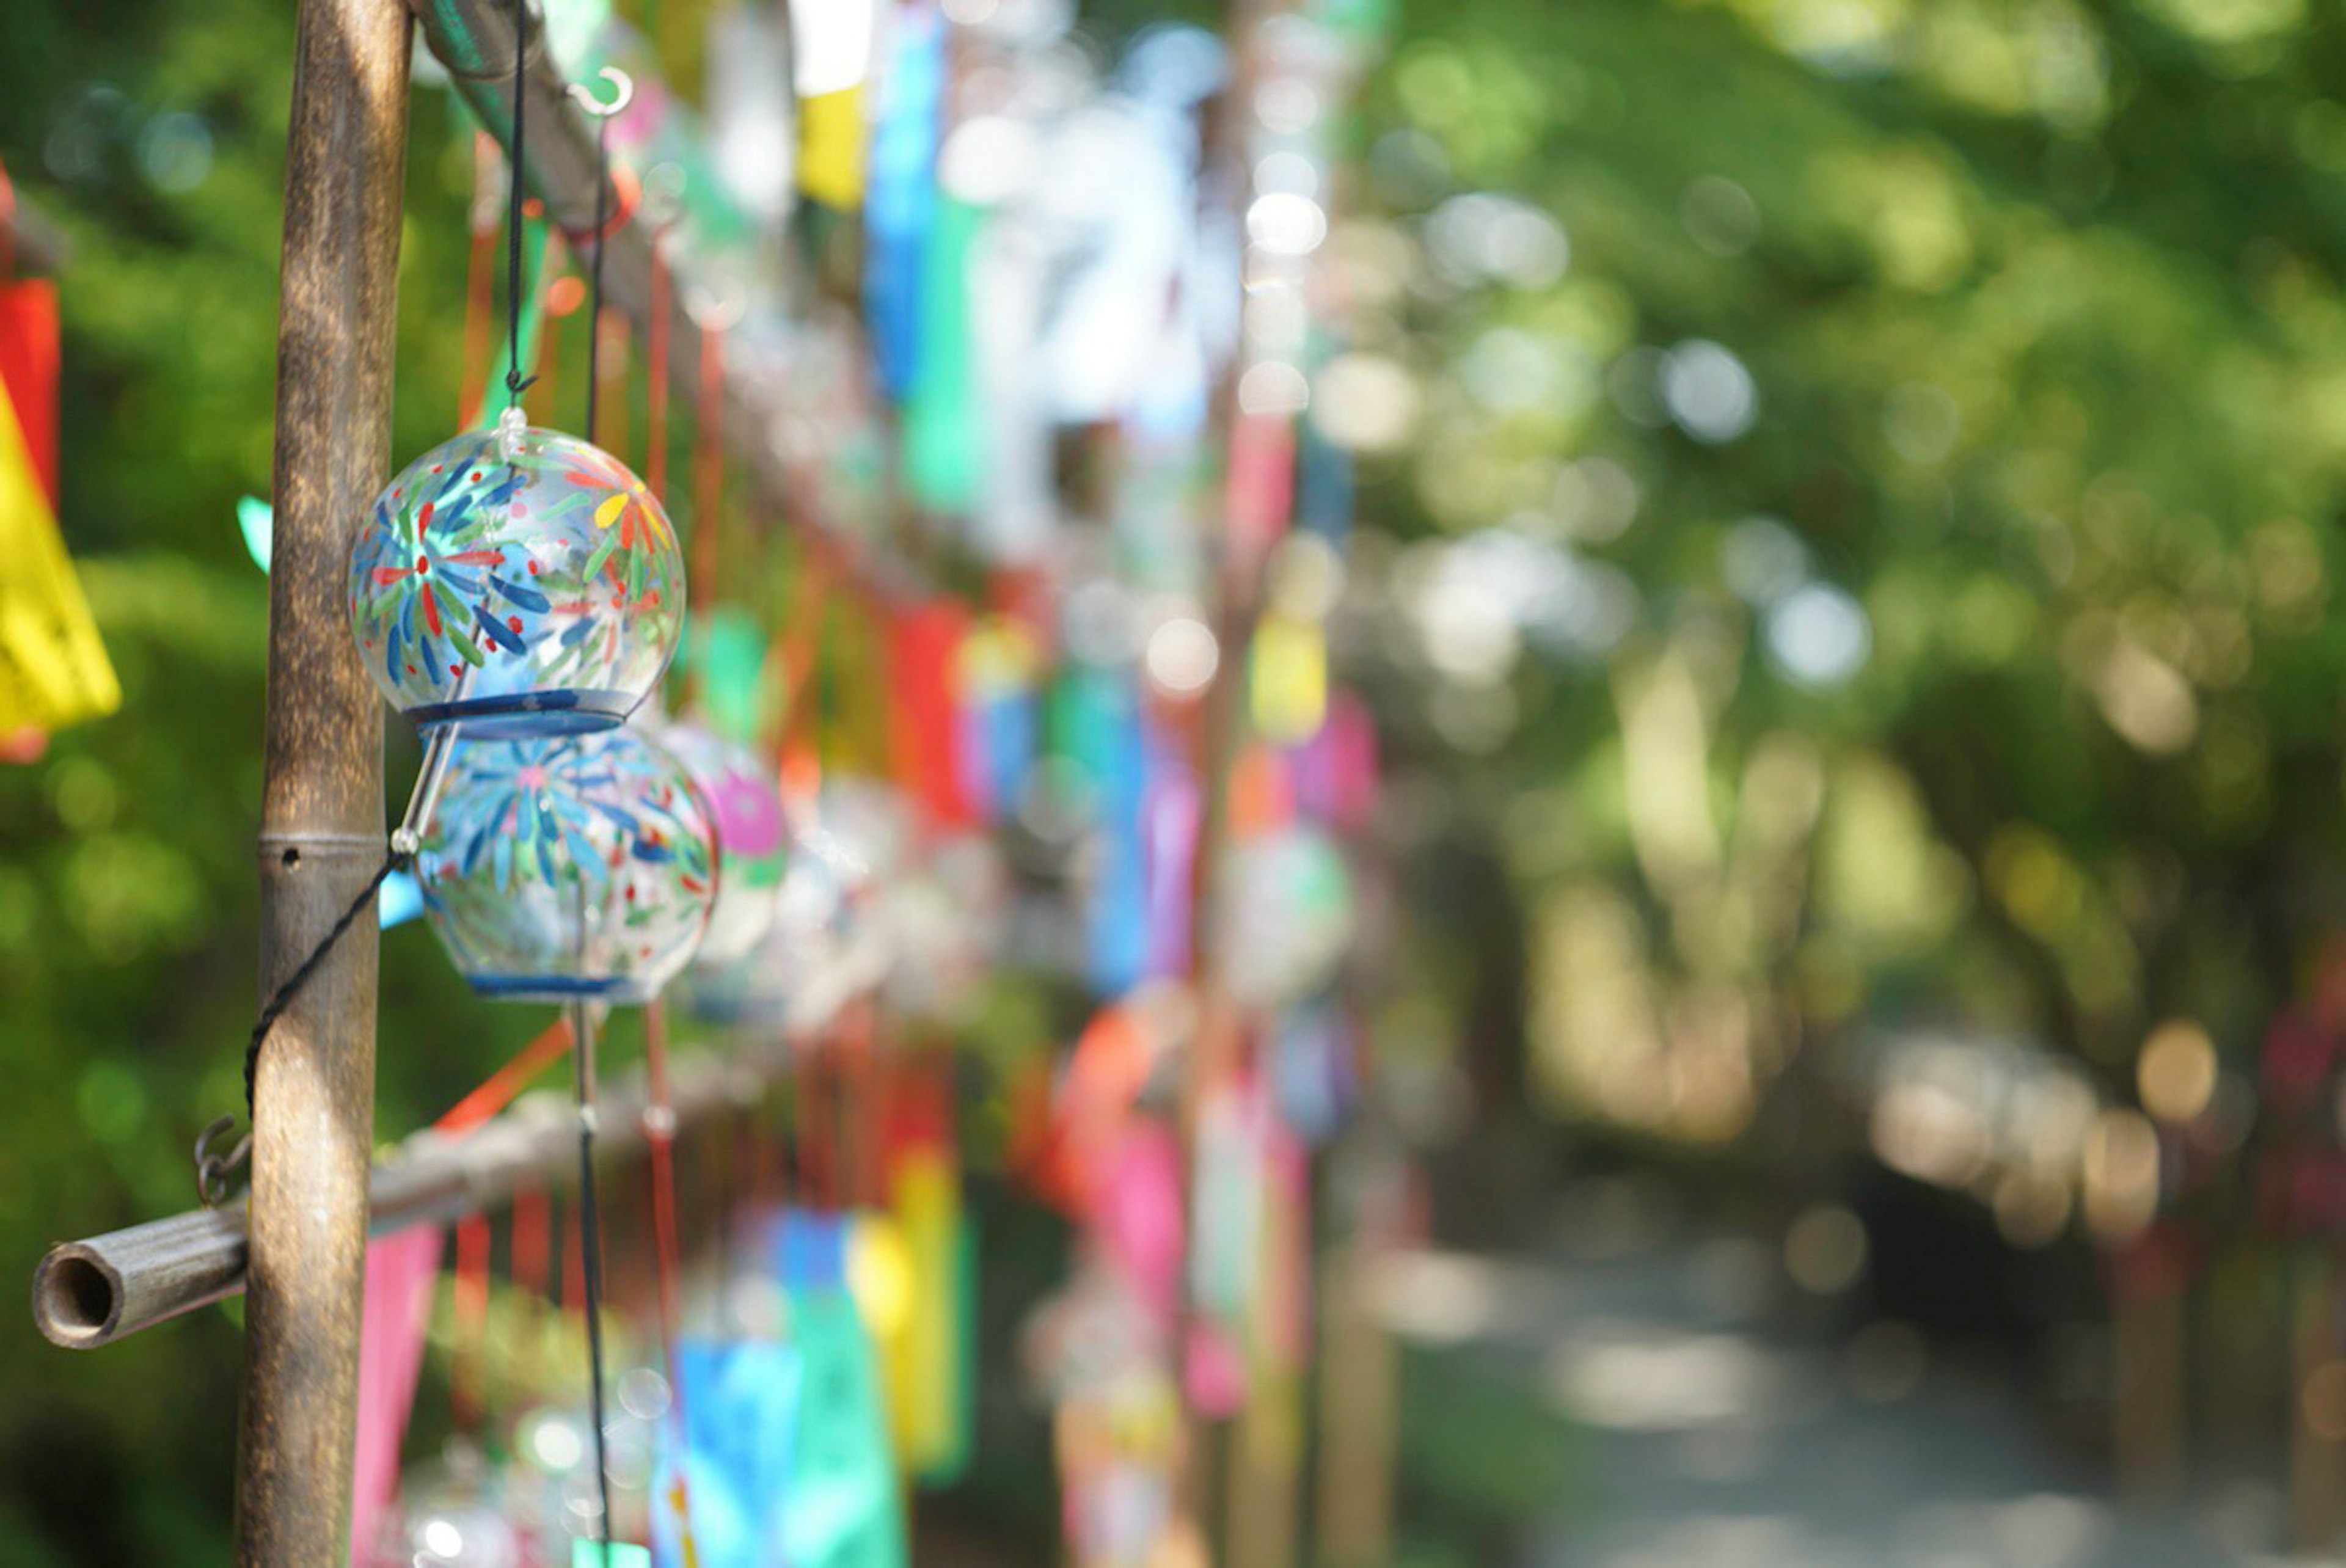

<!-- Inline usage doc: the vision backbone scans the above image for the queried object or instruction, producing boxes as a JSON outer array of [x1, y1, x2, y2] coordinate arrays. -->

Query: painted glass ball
[[659, 721, 788, 968], [418, 727, 716, 1004], [349, 426, 685, 737]]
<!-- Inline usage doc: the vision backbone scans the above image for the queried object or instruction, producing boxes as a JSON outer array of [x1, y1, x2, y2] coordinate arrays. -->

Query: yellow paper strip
[[0, 377, 119, 734], [799, 87, 869, 211]]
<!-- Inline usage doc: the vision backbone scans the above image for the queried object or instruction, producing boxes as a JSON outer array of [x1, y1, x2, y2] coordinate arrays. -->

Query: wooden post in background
[[1313, 1239, 1396, 1567], [2292, 1249, 2345, 1555], [2109, 1237, 2188, 1508]]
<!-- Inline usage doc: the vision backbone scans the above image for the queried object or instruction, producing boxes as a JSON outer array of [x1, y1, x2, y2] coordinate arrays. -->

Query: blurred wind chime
[[35, 0, 1397, 1564], [973, 0, 1395, 1564]]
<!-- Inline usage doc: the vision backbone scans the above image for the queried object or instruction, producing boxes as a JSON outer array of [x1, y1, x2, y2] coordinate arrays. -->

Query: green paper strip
[[904, 197, 984, 514], [689, 607, 770, 744], [921, 1216, 978, 1487]]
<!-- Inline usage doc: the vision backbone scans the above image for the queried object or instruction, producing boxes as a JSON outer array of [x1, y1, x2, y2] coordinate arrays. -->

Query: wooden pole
[[1174, 0, 1266, 1533], [1312, 1227, 1397, 1566], [2292, 1247, 2344, 1553], [234, 0, 410, 1559], [2111, 1272, 2187, 1504]]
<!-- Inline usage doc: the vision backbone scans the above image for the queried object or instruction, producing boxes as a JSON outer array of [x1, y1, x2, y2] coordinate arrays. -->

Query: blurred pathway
[[1381, 1183, 2293, 1568]]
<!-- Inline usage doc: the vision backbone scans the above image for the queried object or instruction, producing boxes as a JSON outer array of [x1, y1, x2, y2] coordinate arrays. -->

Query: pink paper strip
[[1097, 1120, 1185, 1334], [349, 1225, 444, 1567]]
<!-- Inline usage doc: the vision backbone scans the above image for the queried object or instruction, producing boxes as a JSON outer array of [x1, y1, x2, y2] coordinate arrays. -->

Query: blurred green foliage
[[1394, 1344, 1580, 1526], [1354, 0, 2346, 1137]]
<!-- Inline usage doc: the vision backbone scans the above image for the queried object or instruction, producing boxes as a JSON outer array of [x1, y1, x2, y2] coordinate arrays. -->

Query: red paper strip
[[886, 599, 971, 828], [0, 279, 59, 506]]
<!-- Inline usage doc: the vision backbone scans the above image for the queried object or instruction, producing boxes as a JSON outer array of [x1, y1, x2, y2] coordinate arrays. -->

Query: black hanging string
[[504, 0, 536, 406], [583, 106, 609, 445], [206, 717, 461, 1203], [206, 723, 456, 1203]]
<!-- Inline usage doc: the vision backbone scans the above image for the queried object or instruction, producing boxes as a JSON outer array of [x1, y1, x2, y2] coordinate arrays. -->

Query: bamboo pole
[[1312, 1240, 1396, 1567], [2111, 1273, 2187, 1503], [34, 988, 866, 1351], [1172, 0, 1267, 1533], [235, 0, 412, 1559]]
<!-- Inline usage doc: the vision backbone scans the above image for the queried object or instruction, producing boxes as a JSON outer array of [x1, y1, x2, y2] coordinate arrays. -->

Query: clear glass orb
[[882, 833, 1000, 1019], [418, 727, 716, 1003], [349, 426, 685, 737], [811, 778, 914, 986], [1218, 827, 1353, 1007], [816, 776, 910, 899], [364, 1447, 525, 1568], [658, 721, 787, 967], [679, 799, 866, 1029]]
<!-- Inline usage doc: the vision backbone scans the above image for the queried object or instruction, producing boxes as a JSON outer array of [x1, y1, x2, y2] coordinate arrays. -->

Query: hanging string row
[[459, 134, 500, 429], [641, 1002, 703, 1560], [642, 1003, 689, 1368], [648, 235, 671, 497], [452, 1211, 493, 1431], [690, 323, 723, 610], [583, 104, 610, 445]]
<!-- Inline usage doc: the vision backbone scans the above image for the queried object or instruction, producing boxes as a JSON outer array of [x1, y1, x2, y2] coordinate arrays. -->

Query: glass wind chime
[[342, 18, 713, 1559]]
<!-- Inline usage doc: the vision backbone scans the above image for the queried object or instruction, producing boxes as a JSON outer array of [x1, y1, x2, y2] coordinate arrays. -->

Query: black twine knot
[[203, 845, 413, 1205]]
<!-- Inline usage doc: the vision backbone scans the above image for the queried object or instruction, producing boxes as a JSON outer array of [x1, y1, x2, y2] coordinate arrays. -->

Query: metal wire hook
[[638, 161, 687, 232], [194, 1115, 250, 1208], [568, 66, 635, 120]]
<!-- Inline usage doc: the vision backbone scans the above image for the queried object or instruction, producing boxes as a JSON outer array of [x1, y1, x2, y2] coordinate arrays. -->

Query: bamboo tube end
[[33, 1245, 123, 1350]]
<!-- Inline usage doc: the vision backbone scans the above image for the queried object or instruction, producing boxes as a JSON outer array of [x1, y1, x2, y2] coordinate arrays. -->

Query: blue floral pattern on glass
[[349, 427, 685, 737], [418, 728, 717, 1004]]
